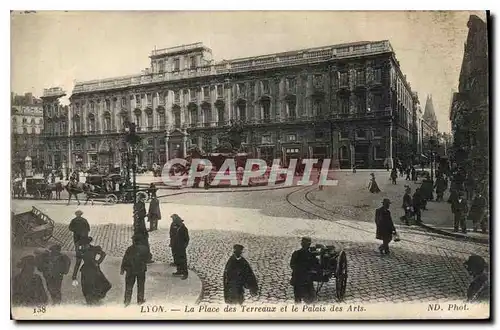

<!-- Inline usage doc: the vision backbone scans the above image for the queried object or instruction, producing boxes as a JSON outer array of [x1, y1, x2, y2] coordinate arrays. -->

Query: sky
[[11, 10, 487, 133]]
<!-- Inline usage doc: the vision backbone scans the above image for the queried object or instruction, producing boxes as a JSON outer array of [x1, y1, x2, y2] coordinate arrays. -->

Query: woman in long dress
[[71, 236, 111, 305], [368, 173, 381, 193]]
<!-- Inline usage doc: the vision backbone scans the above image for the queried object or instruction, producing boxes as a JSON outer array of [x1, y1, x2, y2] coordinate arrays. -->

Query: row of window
[[12, 117, 43, 125], [337, 68, 382, 87]]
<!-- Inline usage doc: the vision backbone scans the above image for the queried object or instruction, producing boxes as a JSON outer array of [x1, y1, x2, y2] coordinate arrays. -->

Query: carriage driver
[[290, 237, 320, 304]]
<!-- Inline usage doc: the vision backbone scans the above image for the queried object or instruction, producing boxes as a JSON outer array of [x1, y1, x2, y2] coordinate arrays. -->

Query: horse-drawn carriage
[[309, 244, 348, 301], [76, 173, 151, 205], [11, 206, 56, 246], [12, 176, 47, 199]]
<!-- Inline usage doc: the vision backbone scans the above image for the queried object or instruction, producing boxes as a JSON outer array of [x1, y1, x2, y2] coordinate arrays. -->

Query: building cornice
[[71, 40, 394, 96]]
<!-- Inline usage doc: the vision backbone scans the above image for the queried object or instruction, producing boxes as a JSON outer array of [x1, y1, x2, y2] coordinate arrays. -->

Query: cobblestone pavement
[[11, 172, 489, 305]]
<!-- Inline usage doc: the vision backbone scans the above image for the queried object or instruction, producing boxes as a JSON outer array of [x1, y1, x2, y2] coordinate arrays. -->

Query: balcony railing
[[73, 40, 394, 94]]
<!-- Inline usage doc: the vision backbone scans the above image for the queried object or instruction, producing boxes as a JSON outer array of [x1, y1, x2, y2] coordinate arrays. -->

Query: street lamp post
[[124, 122, 141, 203], [429, 136, 437, 182]]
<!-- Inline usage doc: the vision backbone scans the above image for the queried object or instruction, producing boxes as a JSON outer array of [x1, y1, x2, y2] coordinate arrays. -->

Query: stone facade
[[40, 87, 70, 173], [62, 40, 417, 171], [11, 98, 44, 174], [450, 15, 489, 186]]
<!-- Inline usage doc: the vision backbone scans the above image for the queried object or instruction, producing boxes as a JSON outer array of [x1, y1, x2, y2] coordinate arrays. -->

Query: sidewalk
[[414, 192, 489, 244], [11, 247, 202, 306]]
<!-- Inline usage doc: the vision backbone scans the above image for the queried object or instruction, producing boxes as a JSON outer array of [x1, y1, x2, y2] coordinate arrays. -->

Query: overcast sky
[[11, 10, 487, 132]]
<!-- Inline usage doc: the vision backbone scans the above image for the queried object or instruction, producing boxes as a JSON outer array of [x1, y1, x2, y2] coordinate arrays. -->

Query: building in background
[[63, 40, 418, 172], [450, 14, 489, 188], [40, 87, 70, 176], [11, 93, 44, 175]]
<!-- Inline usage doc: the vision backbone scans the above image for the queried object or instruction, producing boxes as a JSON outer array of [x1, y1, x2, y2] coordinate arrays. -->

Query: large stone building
[[62, 40, 418, 171], [40, 87, 70, 173], [11, 93, 44, 174], [450, 15, 489, 186]]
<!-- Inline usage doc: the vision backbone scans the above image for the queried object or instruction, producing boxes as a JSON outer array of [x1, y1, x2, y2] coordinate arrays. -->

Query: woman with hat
[[12, 255, 48, 306], [368, 173, 381, 193], [71, 236, 111, 305]]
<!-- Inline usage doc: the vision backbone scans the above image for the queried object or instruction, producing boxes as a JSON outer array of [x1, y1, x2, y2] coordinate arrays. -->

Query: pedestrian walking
[[466, 175, 475, 201], [317, 170, 323, 191], [223, 244, 258, 305], [170, 214, 190, 280], [368, 173, 381, 193], [133, 192, 148, 236], [121, 235, 150, 306], [434, 175, 448, 202], [290, 237, 320, 304], [390, 168, 398, 185], [412, 188, 424, 224], [451, 191, 468, 233], [464, 255, 489, 302], [469, 192, 487, 233], [147, 196, 161, 232], [36, 244, 71, 304], [148, 183, 157, 199], [401, 186, 412, 225], [68, 210, 90, 252], [411, 166, 417, 181], [352, 164, 357, 174], [405, 167, 411, 180], [375, 198, 397, 255], [12, 255, 48, 307], [71, 236, 112, 305]]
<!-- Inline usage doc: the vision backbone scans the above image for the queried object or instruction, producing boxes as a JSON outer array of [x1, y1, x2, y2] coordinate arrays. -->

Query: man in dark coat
[[170, 214, 190, 280], [464, 255, 489, 302], [412, 188, 424, 224], [390, 168, 397, 184], [121, 235, 150, 306], [469, 192, 487, 233], [223, 244, 259, 305], [36, 244, 71, 304], [290, 237, 320, 304], [133, 192, 148, 235], [411, 166, 417, 182], [375, 198, 397, 255], [12, 255, 48, 306], [134, 192, 154, 263], [434, 175, 448, 202], [401, 186, 412, 225], [68, 210, 90, 252], [451, 191, 469, 233], [147, 196, 161, 232]]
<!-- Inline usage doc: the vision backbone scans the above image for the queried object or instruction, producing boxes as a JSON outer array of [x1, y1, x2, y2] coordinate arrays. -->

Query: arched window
[[103, 113, 111, 131], [32, 126, 36, 134], [146, 112, 153, 128]]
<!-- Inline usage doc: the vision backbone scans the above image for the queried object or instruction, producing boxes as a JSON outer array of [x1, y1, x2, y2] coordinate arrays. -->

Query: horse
[[44, 181, 65, 200], [65, 181, 95, 206]]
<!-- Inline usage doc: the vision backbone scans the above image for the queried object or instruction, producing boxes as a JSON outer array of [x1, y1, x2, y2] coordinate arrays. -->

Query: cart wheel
[[335, 250, 348, 301], [105, 194, 118, 205]]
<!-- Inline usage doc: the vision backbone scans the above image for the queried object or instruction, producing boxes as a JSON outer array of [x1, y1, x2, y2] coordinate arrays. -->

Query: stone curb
[[415, 221, 489, 245]]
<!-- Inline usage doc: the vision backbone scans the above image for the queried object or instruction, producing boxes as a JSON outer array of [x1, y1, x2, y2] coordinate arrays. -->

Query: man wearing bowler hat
[[223, 244, 258, 304], [290, 237, 320, 303], [375, 198, 397, 255], [68, 210, 90, 253]]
